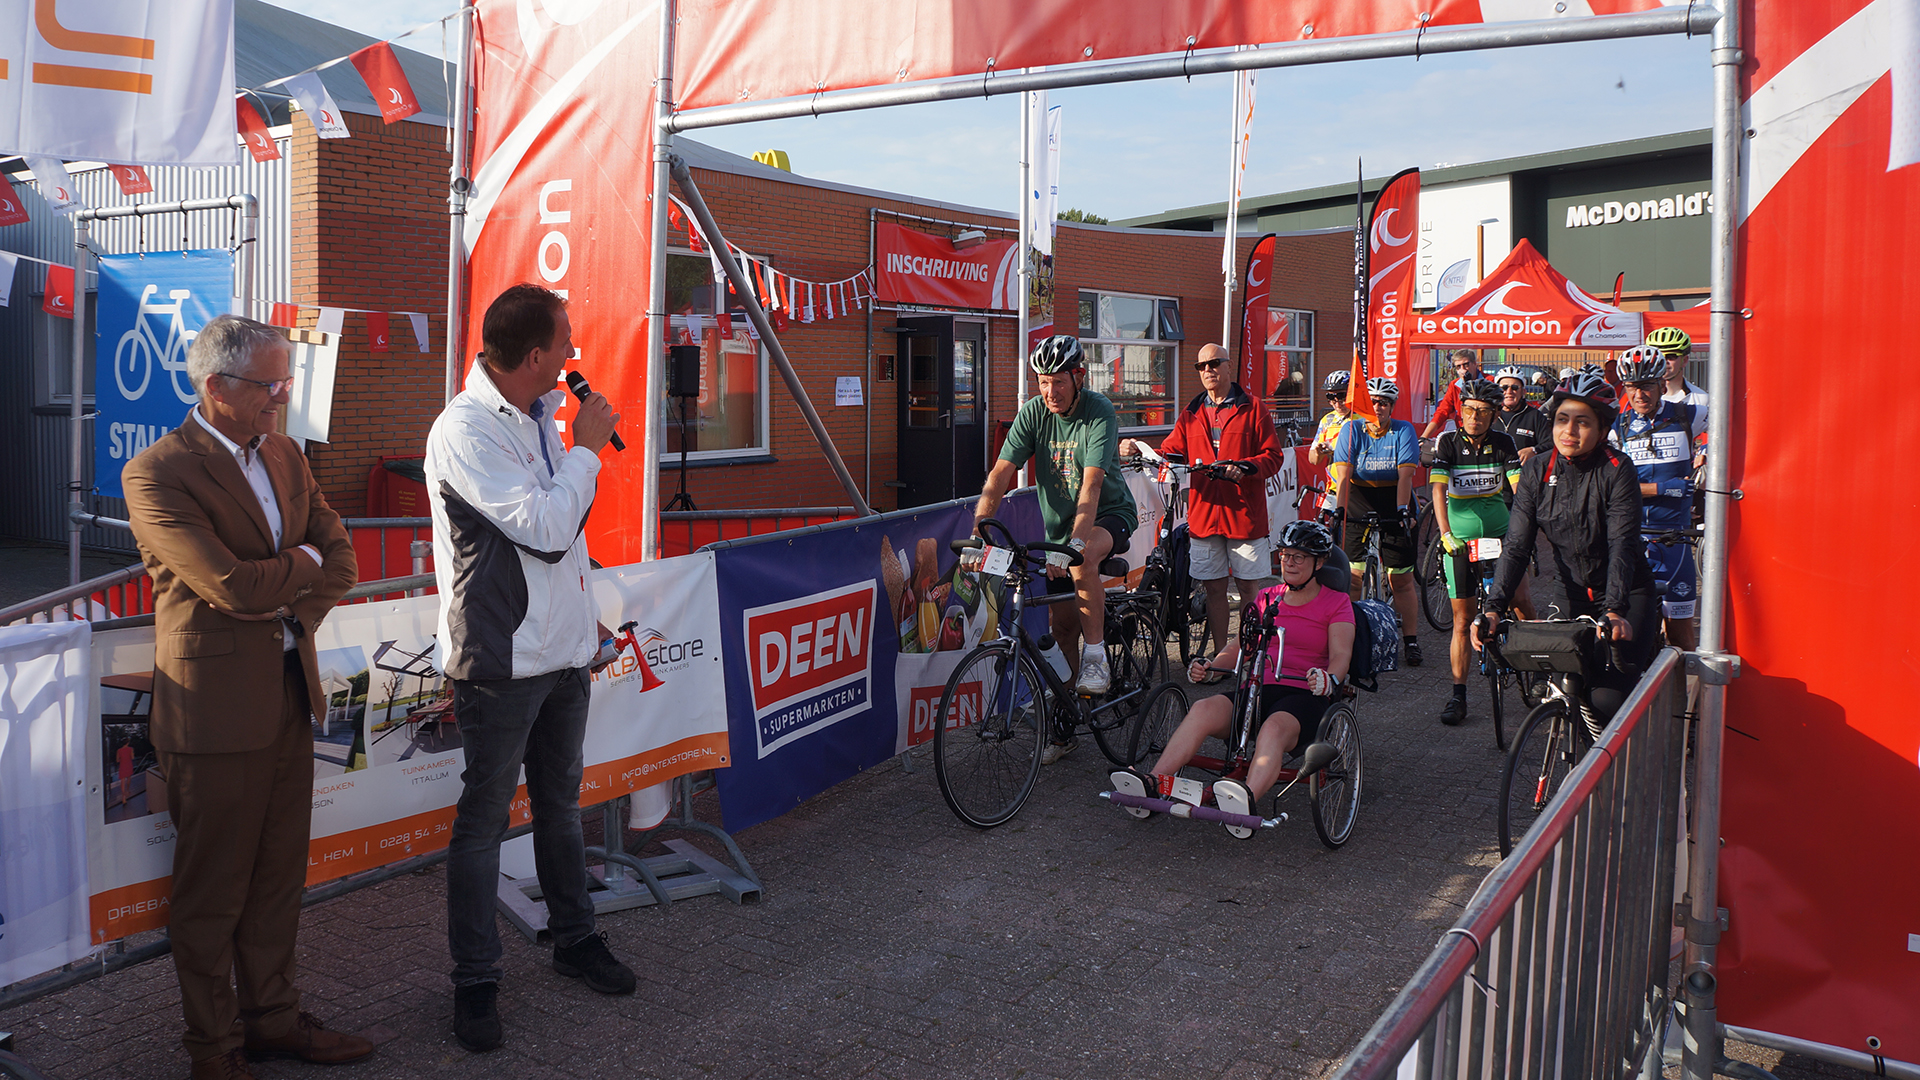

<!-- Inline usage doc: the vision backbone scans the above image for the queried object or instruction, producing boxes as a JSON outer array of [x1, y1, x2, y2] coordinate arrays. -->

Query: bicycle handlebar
[[956, 519, 1085, 567]]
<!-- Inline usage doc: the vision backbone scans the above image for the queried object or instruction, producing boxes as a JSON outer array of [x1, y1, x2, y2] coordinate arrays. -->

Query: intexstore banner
[[712, 494, 1043, 832], [82, 555, 729, 945]]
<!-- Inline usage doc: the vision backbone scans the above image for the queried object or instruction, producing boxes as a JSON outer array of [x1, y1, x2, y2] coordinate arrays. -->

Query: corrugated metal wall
[[0, 138, 291, 551]]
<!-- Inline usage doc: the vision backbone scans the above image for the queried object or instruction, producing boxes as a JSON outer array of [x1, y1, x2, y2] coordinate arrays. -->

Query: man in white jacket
[[425, 284, 633, 1053]]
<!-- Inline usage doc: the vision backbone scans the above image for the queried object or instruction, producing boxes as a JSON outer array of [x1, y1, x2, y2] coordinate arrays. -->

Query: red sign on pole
[[873, 222, 1018, 311]]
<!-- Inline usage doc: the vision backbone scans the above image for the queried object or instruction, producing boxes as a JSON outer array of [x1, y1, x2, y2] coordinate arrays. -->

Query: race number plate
[[1470, 537, 1503, 562], [1169, 776, 1207, 807], [979, 546, 1014, 578]]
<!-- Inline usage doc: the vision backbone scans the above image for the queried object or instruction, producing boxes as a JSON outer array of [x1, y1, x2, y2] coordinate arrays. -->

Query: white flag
[[281, 71, 351, 140], [315, 307, 346, 335], [1224, 64, 1257, 274], [1892, 0, 1920, 170], [1026, 93, 1061, 256], [23, 157, 84, 216], [407, 313, 430, 353], [0, 251, 18, 306], [0, 0, 238, 165]]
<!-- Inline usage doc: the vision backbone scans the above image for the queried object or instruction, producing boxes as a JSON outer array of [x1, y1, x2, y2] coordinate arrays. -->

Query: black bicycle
[[931, 518, 1169, 828], [1487, 615, 1615, 856], [1123, 451, 1259, 668]]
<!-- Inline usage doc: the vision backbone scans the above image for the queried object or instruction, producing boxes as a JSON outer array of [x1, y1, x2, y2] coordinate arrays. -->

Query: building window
[[664, 248, 768, 459], [1077, 290, 1179, 428], [1260, 306, 1314, 420], [35, 295, 98, 405]]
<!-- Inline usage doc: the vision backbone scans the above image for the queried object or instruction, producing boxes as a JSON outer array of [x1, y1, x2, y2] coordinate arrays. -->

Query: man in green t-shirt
[[974, 337, 1138, 748]]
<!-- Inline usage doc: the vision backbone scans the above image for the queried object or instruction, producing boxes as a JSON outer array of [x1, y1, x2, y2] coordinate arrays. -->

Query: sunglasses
[[221, 372, 296, 395], [1194, 359, 1227, 371]]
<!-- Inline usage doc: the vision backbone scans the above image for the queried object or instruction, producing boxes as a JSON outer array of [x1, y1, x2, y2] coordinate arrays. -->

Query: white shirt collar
[[191, 404, 262, 461]]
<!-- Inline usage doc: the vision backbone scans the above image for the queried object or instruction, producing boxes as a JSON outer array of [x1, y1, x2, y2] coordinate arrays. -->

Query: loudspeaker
[[668, 344, 701, 398]]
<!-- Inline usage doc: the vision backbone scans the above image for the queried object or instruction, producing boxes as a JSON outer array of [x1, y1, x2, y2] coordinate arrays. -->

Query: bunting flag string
[[665, 194, 873, 329]]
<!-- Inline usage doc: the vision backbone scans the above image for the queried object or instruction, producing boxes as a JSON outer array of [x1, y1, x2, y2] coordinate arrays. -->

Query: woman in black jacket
[[1474, 370, 1660, 723]]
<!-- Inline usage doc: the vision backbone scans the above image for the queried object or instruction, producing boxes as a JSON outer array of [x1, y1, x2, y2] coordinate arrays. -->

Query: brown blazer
[[122, 411, 357, 754]]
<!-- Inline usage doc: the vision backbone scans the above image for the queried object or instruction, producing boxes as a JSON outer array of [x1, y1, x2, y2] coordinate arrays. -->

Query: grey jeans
[[446, 666, 595, 987]]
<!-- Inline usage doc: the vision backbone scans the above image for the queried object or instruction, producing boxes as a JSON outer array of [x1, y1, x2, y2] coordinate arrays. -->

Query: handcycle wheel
[[1308, 701, 1363, 849], [1419, 532, 1455, 633], [933, 641, 1048, 828], [1124, 681, 1189, 768], [1497, 700, 1588, 856], [1092, 606, 1166, 766]]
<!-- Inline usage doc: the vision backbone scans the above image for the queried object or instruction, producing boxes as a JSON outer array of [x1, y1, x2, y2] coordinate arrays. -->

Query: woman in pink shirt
[[1120, 520, 1355, 821]]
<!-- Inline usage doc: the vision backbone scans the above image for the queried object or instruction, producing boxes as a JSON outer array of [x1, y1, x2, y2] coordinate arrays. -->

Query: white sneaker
[[1212, 778, 1255, 839], [1075, 645, 1111, 695], [1040, 737, 1078, 766]]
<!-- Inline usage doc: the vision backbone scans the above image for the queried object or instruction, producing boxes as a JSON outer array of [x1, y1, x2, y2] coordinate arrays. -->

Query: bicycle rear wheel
[[1125, 682, 1189, 768], [1411, 497, 1439, 585], [1308, 702, 1363, 849], [1093, 606, 1168, 765], [933, 642, 1048, 828], [1497, 701, 1586, 856], [1419, 532, 1454, 632]]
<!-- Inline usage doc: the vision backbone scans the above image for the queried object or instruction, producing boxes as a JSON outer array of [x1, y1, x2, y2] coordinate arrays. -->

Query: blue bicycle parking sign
[[94, 250, 234, 498]]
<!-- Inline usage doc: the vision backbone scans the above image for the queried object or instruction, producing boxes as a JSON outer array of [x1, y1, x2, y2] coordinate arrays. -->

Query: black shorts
[[1258, 683, 1333, 749], [1045, 514, 1133, 594], [1342, 484, 1415, 572]]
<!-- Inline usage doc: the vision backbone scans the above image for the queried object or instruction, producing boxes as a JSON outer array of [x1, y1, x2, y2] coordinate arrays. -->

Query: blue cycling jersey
[[1332, 417, 1420, 487], [1609, 400, 1698, 533]]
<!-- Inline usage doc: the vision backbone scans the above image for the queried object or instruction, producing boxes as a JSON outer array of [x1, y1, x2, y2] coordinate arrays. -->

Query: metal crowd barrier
[[1333, 647, 1688, 1080], [658, 507, 859, 557]]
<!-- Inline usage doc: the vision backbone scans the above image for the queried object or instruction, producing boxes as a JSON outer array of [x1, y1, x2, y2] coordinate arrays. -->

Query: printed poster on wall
[[711, 493, 1043, 833], [83, 555, 729, 945], [93, 250, 233, 499]]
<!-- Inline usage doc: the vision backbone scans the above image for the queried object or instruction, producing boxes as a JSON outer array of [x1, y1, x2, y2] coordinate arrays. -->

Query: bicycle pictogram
[[114, 284, 200, 403]]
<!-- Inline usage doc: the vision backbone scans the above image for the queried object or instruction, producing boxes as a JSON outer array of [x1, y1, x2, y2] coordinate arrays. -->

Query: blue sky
[[265, 1, 1713, 220]]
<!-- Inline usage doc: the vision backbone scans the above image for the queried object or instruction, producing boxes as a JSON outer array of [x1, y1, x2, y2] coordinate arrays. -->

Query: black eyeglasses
[[221, 372, 295, 395]]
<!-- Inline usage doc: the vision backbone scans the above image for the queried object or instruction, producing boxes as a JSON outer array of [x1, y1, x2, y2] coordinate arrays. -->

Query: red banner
[[1236, 233, 1275, 390], [0, 173, 28, 227], [872, 222, 1018, 310], [235, 98, 280, 162], [349, 42, 423, 125], [43, 263, 73, 319], [1716, 0, 1920, 1058], [1366, 168, 1418, 402]]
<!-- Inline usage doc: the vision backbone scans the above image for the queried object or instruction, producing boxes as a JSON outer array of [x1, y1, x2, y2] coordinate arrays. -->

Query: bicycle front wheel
[[1420, 532, 1455, 632], [1093, 606, 1167, 766], [1309, 701, 1363, 849], [1125, 682, 1189, 768], [1497, 700, 1585, 856], [933, 642, 1048, 828], [1412, 498, 1439, 585], [1487, 654, 1512, 751]]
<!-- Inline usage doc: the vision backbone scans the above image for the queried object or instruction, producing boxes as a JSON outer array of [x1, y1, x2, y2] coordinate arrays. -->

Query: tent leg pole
[[641, 0, 677, 560], [668, 158, 872, 517]]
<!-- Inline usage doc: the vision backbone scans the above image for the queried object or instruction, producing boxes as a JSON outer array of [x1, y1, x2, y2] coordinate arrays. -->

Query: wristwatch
[[1067, 537, 1086, 553]]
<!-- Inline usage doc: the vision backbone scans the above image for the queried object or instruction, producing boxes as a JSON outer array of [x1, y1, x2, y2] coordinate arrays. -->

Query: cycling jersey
[[1331, 416, 1420, 487], [1430, 429, 1521, 502], [1608, 400, 1698, 534], [1313, 408, 1352, 499]]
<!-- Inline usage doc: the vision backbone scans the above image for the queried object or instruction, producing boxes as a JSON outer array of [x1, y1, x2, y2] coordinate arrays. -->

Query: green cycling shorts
[[1442, 497, 1509, 601]]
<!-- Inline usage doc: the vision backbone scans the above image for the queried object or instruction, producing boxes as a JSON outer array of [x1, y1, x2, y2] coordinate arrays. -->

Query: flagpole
[[443, 0, 474, 405], [641, 0, 677, 559], [1221, 69, 1242, 346], [1017, 88, 1031, 403]]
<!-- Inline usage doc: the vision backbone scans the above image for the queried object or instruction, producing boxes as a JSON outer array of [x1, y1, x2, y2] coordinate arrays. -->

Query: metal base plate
[[495, 839, 762, 944]]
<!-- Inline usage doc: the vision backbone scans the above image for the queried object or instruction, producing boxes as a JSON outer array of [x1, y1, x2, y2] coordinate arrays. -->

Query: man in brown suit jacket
[[122, 315, 372, 1080]]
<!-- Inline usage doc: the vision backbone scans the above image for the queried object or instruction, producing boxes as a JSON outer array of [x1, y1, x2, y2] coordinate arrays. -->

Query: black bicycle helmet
[[1546, 369, 1619, 427], [1276, 519, 1335, 559], [1029, 334, 1084, 374], [1323, 370, 1351, 394], [1462, 376, 1503, 406]]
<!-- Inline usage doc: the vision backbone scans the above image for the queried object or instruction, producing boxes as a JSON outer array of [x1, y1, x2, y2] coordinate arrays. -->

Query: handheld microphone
[[563, 370, 624, 452]]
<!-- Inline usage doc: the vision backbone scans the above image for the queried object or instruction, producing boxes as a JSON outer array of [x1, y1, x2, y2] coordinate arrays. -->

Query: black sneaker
[[1439, 696, 1467, 726], [1404, 639, 1424, 667], [553, 931, 637, 995], [452, 982, 502, 1052]]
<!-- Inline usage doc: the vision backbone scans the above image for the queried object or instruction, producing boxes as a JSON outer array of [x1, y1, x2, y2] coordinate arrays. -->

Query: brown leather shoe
[[189, 1049, 256, 1079], [244, 1011, 375, 1065]]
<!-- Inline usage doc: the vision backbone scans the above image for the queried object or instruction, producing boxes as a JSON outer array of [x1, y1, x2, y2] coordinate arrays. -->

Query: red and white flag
[[281, 71, 351, 139], [109, 165, 153, 195], [235, 98, 281, 162], [23, 156, 83, 216], [1365, 167, 1420, 402], [0, 173, 29, 227], [367, 311, 390, 351], [43, 264, 74, 319], [349, 43, 422, 125]]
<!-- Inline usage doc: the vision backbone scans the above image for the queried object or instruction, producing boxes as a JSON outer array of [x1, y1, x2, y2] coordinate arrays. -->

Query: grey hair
[[186, 315, 287, 399], [1451, 348, 1479, 364]]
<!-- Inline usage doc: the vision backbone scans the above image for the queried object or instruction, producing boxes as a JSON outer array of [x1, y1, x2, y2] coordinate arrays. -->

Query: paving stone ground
[[1, 602, 1856, 1080]]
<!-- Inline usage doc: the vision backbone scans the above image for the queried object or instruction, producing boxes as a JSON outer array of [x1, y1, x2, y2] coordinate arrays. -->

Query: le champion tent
[[1407, 238, 1711, 351]]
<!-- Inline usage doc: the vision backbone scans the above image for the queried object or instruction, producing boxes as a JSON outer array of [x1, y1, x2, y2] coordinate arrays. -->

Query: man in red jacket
[[1122, 343, 1286, 659]]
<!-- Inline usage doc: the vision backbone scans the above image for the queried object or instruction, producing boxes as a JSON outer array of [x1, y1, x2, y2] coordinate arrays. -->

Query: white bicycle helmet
[[1615, 345, 1667, 384], [1365, 376, 1400, 400]]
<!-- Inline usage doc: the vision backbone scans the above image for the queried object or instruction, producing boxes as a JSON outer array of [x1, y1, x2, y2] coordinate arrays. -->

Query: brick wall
[[289, 111, 452, 514]]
